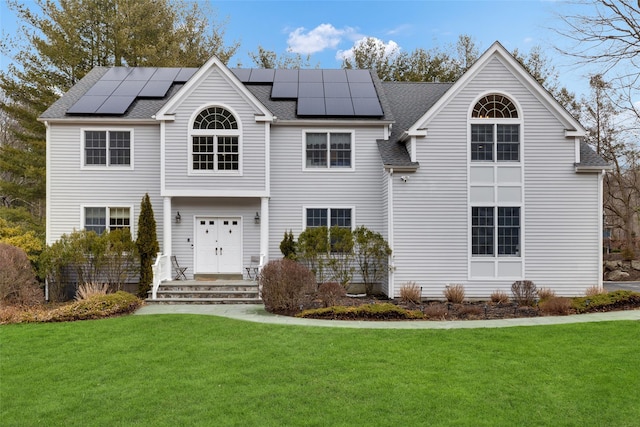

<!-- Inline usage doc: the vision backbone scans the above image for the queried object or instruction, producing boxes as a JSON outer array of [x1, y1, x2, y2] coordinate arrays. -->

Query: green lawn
[[1, 315, 639, 426]]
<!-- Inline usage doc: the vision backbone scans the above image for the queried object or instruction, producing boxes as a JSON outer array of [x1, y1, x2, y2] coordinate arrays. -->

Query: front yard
[[1, 315, 639, 426]]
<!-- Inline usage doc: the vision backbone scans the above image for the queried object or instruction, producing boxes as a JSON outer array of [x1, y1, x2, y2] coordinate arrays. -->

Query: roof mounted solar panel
[[325, 98, 355, 116], [126, 67, 157, 81], [95, 95, 137, 115], [112, 80, 147, 96], [248, 68, 275, 83], [323, 82, 350, 98], [352, 98, 383, 116], [149, 68, 181, 81], [274, 69, 299, 83], [175, 68, 197, 83], [323, 69, 348, 83], [299, 69, 323, 83], [297, 97, 326, 115], [271, 82, 298, 99], [138, 80, 173, 98], [346, 69, 373, 83], [230, 68, 251, 82], [348, 82, 378, 98], [101, 67, 133, 80], [83, 80, 121, 96], [298, 82, 324, 98], [67, 95, 109, 114]]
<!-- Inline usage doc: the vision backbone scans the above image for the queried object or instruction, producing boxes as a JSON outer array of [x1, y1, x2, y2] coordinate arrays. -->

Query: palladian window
[[191, 107, 240, 172], [470, 94, 520, 162]]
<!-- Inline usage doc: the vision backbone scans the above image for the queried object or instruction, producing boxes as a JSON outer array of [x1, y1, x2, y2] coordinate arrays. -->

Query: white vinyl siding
[[164, 67, 267, 195], [47, 123, 162, 247], [391, 56, 600, 298]]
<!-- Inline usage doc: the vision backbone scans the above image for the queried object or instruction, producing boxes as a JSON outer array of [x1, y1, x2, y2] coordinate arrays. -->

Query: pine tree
[[136, 194, 159, 298]]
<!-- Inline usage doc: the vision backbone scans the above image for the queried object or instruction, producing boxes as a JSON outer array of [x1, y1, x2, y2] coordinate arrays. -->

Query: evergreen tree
[[136, 194, 159, 298]]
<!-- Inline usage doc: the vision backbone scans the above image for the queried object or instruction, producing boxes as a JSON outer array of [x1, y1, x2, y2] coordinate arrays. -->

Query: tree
[[352, 226, 391, 295], [247, 46, 315, 69], [136, 194, 159, 298], [581, 75, 640, 255], [0, 0, 239, 235]]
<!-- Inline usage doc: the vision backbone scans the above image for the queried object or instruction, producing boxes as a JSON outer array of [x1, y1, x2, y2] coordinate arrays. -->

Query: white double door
[[195, 217, 242, 274]]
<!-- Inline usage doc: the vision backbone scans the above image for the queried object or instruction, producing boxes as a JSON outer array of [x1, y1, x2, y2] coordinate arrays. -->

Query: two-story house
[[40, 42, 609, 299]]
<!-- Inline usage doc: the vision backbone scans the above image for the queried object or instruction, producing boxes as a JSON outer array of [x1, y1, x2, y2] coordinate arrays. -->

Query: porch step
[[194, 274, 243, 281], [146, 280, 261, 305]]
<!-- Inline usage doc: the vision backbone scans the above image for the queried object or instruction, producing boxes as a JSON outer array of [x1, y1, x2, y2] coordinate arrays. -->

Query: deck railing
[[151, 253, 171, 299]]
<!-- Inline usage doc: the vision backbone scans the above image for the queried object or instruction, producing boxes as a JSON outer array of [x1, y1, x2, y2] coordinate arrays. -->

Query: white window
[[470, 94, 520, 162], [190, 107, 240, 173], [84, 130, 132, 167], [304, 131, 353, 169], [84, 207, 131, 235], [471, 206, 520, 257]]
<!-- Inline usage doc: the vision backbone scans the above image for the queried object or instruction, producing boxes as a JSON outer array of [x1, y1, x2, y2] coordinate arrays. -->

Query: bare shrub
[[537, 287, 556, 302], [399, 281, 421, 304], [443, 284, 465, 303], [317, 282, 346, 307], [511, 280, 537, 306], [490, 290, 510, 304], [259, 259, 316, 314], [539, 297, 572, 316], [585, 286, 604, 297], [75, 282, 110, 301], [458, 304, 483, 318], [0, 243, 42, 306], [424, 304, 448, 320]]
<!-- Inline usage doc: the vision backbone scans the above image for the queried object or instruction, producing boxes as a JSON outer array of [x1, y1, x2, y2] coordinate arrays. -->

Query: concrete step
[[146, 280, 261, 305]]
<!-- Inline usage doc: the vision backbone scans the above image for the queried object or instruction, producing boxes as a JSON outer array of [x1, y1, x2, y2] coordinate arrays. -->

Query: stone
[[606, 270, 630, 281], [604, 260, 622, 271], [631, 260, 640, 271]]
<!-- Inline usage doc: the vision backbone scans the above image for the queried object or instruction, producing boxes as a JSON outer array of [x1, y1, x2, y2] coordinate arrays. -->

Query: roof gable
[[154, 56, 274, 122], [406, 41, 585, 139]]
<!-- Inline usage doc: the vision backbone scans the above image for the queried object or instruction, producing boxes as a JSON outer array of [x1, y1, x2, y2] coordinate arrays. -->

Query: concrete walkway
[[135, 303, 640, 329]]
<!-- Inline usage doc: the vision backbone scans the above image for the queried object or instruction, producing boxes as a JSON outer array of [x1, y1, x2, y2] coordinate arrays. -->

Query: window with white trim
[[191, 107, 239, 172], [84, 207, 131, 235], [306, 208, 352, 229], [470, 94, 519, 162], [84, 130, 131, 166], [472, 206, 520, 256], [305, 132, 353, 169]]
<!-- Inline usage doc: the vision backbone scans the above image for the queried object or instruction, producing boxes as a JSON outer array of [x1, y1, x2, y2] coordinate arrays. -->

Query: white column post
[[163, 196, 172, 257], [260, 197, 269, 266]]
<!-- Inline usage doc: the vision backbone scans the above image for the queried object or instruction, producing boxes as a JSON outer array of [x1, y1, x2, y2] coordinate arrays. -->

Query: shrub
[[423, 304, 448, 320], [399, 282, 421, 304], [458, 304, 483, 318], [136, 193, 159, 297], [75, 282, 110, 301], [511, 280, 538, 306], [48, 292, 141, 322], [443, 284, 465, 303], [297, 303, 423, 320], [0, 243, 42, 306], [539, 297, 572, 316], [571, 290, 640, 314], [279, 230, 297, 260], [317, 282, 346, 307], [490, 290, 510, 304], [327, 226, 355, 286], [297, 226, 329, 284], [585, 286, 604, 297], [537, 287, 556, 302], [353, 226, 392, 295], [259, 259, 316, 313]]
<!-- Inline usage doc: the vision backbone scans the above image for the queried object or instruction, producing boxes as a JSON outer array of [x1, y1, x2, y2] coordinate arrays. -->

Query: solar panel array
[[231, 68, 383, 117], [67, 67, 197, 115]]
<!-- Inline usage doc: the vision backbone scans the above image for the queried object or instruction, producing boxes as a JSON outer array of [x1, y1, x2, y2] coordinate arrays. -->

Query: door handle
[[215, 248, 218, 255], [220, 247, 223, 255]]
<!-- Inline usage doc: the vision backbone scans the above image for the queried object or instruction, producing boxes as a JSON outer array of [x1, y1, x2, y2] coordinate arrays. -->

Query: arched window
[[190, 107, 240, 172], [471, 94, 518, 119], [470, 94, 520, 162]]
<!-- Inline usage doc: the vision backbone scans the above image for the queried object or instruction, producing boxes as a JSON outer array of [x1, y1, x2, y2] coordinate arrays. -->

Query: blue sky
[[0, 0, 595, 96]]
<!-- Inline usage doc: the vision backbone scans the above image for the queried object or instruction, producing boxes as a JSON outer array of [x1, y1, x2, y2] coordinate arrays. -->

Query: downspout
[[388, 168, 395, 298]]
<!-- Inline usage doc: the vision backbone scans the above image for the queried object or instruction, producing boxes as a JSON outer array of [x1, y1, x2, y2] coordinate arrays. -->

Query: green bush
[[259, 259, 316, 314], [353, 226, 391, 295], [279, 230, 297, 260], [297, 303, 424, 320], [571, 290, 640, 314], [136, 193, 159, 297], [297, 226, 329, 283]]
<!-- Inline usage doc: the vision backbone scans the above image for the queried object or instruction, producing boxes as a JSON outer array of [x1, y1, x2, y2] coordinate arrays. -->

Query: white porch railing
[[151, 253, 171, 299]]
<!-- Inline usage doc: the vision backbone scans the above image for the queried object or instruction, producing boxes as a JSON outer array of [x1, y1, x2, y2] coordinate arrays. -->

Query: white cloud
[[335, 37, 401, 62], [287, 23, 358, 55]]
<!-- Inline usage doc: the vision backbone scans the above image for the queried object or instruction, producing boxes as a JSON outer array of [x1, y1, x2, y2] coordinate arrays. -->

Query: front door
[[195, 217, 242, 274]]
